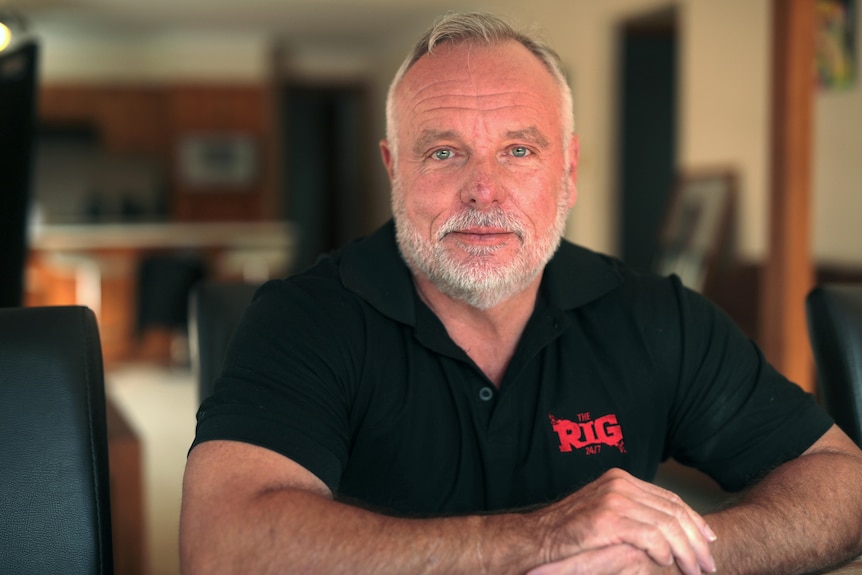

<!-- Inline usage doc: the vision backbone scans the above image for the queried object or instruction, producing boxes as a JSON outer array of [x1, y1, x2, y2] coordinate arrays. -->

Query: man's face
[[381, 40, 579, 309]]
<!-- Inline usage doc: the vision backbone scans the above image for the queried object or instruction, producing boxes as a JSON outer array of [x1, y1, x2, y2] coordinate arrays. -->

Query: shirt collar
[[541, 238, 624, 310], [339, 219, 623, 325]]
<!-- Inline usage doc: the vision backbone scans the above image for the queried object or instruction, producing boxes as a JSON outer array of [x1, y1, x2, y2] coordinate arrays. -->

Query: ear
[[380, 139, 395, 183], [565, 133, 580, 208]]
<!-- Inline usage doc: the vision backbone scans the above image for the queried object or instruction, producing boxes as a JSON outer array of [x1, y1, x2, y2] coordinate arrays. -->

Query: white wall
[[813, 3, 862, 267], [680, 0, 771, 261], [39, 30, 270, 83]]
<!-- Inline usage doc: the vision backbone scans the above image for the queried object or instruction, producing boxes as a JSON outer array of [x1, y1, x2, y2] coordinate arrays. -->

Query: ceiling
[[1, 0, 473, 46]]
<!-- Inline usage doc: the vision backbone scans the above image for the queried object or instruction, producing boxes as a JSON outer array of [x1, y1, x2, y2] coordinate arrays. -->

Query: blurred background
[[1, 0, 860, 573]]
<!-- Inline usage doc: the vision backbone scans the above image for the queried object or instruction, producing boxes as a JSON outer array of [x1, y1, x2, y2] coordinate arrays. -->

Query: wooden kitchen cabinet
[[38, 83, 277, 222]]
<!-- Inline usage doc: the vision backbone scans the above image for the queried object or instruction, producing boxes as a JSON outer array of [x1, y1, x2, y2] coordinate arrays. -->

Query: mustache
[[436, 207, 526, 241]]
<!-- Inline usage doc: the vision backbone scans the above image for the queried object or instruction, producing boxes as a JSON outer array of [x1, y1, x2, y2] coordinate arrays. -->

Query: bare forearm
[[706, 449, 862, 574], [181, 487, 540, 575], [182, 443, 717, 575]]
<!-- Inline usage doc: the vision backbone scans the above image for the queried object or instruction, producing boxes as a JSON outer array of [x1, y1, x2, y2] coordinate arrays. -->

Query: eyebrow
[[412, 126, 550, 155], [412, 129, 460, 156], [505, 127, 549, 148]]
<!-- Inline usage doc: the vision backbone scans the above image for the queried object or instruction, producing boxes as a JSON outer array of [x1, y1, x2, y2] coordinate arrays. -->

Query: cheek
[[514, 173, 563, 220], [401, 174, 458, 219]]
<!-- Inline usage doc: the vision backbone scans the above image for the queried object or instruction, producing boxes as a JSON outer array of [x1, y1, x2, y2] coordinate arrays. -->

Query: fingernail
[[705, 555, 717, 573], [705, 524, 718, 542]]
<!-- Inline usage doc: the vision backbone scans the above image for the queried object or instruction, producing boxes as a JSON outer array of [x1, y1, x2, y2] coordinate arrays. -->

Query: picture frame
[[653, 169, 736, 292], [177, 133, 258, 190]]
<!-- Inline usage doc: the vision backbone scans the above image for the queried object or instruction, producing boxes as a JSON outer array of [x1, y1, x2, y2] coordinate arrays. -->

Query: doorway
[[280, 83, 369, 271], [617, 7, 678, 272], [0, 42, 38, 307]]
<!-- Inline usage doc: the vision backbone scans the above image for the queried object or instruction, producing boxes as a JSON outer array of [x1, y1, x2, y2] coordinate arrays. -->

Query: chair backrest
[[188, 281, 260, 404], [806, 284, 862, 447], [0, 305, 114, 574]]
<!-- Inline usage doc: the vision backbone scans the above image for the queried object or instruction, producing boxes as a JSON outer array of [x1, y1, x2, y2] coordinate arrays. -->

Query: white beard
[[392, 176, 572, 310]]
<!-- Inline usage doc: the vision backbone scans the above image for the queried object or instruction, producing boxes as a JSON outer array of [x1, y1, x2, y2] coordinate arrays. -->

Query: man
[[181, 12, 862, 575]]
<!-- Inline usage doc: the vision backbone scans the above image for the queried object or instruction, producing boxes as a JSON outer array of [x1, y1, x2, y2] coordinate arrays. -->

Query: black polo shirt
[[193, 220, 831, 516]]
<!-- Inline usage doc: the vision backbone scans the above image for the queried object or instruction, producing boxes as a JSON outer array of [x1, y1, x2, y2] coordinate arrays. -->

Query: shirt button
[[479, 387, 494, 401]]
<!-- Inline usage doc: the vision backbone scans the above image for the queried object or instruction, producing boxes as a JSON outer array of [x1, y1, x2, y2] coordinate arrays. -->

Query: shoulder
[[548, 242, 745, 370], [241, 257, 371, 356], [548, 240, 689, 320], [235, 223, 417, 365]]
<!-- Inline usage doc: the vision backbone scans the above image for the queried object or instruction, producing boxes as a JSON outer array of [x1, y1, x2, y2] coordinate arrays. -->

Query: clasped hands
[[525, 468, 718, 575]]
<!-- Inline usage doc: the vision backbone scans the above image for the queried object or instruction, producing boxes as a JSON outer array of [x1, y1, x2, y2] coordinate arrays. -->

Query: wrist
[[473, 510, 548, 575]]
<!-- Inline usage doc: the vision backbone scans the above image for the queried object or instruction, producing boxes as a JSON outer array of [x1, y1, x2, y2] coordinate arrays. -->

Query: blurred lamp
[[0, 12, 29, 53], [0, 22, 11, 52]]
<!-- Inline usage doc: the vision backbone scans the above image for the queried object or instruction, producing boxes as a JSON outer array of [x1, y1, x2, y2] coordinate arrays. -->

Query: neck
[[413, 273, 541, 387]]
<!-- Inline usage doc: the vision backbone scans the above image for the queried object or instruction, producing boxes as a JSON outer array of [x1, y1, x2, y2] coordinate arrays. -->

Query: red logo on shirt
[[549, 412, 626, 455]]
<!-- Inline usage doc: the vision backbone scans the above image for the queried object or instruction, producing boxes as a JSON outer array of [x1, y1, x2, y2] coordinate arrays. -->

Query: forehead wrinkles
[[402, 86, 555, 133], [410, 87, 546, 108], [390, 42, 567, 152], [398, 48, 554, 113], [401, 55, 544, 99], [405, 99, 557, 154]]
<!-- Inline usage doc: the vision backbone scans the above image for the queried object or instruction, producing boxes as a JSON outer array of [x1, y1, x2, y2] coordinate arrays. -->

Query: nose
[[459, 157, 506, 207]]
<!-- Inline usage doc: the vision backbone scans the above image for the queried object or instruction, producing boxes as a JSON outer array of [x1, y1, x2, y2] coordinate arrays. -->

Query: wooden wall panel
[[166, 84, 276, 222], [167, 85, 268, 132], [38, 83, 278, 223], [38, 85, 102, 125], [99, 87, 169, 155]]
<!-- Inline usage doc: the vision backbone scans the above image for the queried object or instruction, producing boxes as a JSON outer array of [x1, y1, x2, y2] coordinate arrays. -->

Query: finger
[[593, 513, 683, 573], [636, 489, 717, 573], [620, 493, 715, 574], [526, 545, 641, 575], [595, 473, 716, 574], [619, 474, 718, 544], [621, 495, 715, 574], [617, 511, 710, 575]]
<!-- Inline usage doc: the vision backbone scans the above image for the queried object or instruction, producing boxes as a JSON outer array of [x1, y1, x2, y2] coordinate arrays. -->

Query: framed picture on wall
[[653, 169, 736, 292], [816, 0, 857, 90], [178, 133, 258, 190]]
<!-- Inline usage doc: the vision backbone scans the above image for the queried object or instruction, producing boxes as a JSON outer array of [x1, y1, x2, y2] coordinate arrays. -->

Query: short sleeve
[[191, 273, 366, 493], [661, 277, 833, 491]]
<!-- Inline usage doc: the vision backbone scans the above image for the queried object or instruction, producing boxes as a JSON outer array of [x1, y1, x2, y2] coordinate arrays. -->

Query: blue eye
[[511, 146, 529, 157], [433, 149, 453, 160]]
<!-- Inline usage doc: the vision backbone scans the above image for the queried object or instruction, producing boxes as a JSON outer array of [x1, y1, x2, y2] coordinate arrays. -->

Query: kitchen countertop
[[28, 220, 294, 252]]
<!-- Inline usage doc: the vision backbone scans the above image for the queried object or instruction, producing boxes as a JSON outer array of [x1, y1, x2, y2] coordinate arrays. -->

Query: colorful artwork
[[816, 0, 857, 89]]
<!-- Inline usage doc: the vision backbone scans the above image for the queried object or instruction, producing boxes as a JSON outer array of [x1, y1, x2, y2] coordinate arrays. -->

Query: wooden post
[[760, 0, 816, 392]]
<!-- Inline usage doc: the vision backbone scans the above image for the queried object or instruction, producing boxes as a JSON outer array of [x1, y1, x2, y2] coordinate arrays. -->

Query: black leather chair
[[189, 281, 260, 404], [0, 306, 114, 574], [806, 284, 862, 447]]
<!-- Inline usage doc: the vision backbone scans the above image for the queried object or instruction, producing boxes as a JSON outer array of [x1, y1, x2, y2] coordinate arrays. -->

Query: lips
[[450, 225, 511, 235], [442, 228, 518, 255], [436, 208, 526, 242], [447, 228, 513, 240]]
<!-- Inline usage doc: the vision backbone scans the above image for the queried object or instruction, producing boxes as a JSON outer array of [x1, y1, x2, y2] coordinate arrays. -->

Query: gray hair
[[385, 12, 574, 155]]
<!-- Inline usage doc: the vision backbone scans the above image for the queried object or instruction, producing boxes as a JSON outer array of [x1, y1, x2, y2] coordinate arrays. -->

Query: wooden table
[[825, 558, 862, 574], [106, 397, 146, 575]]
